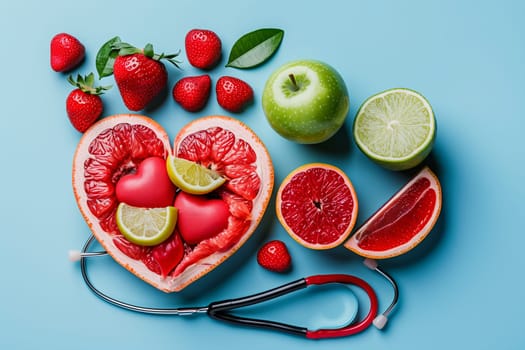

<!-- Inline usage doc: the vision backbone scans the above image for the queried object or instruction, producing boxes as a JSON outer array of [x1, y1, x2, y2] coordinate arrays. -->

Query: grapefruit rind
[[72, 114, 274, 293], [276, 163, 358, 250], [344, 166, 442, 259]]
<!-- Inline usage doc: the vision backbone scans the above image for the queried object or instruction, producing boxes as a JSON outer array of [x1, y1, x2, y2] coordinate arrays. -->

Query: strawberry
[[50, 33, 85, 72], [172, 75, 211, 112], [257, 240, 292, 273], [112, 42, 180, 111], [216, 76, 254, 113], [185, 29, 222, 70], [66, 73, 111, 132]]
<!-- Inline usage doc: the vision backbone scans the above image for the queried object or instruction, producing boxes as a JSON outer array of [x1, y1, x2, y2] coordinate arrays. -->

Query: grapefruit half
[[72, 114, 274, 292], [171, 115, 274, 289], [276, 163, 358, 249], [344, 166, 442, 259]]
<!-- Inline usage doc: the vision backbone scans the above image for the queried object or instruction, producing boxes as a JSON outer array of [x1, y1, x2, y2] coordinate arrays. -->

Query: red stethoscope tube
[[304, 275, 378, 339], [207, 274, 378, 339]]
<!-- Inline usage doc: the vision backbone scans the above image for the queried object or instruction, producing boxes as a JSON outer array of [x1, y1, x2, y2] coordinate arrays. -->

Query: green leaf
[[96, 36, 121, 79], [143, 43, 154, 57], [85, 72, 95, 87], [117, 46, 140, 56], [154, 50, 182, 68], [67, 74, 76, 87], [226, 28, 284, 69]]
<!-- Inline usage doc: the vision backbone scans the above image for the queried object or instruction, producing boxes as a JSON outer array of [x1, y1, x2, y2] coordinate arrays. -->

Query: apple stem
[[288, 74, 299, 91]]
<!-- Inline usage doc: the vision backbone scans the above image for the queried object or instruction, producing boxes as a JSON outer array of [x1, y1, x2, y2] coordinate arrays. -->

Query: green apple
[[262, 60, 349, 144]]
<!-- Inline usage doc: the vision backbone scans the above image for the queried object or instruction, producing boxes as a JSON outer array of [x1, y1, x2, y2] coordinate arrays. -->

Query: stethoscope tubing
[[77, 234, 397, 338]]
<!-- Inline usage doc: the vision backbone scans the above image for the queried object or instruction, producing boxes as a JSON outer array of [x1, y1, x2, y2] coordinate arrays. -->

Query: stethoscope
[[70, 234, 398, 339]]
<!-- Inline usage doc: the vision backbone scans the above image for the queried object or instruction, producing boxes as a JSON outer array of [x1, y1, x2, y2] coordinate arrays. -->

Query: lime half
[[166, 155, 225, 194], [353, 88, 435, 170], [116, 203, 177, 246]]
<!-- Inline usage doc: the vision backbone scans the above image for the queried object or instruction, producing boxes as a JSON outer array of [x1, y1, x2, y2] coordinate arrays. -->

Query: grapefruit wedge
[[344, 166, 442, 259], [276, 163, 358, 249], [72, 114, 274, 292]]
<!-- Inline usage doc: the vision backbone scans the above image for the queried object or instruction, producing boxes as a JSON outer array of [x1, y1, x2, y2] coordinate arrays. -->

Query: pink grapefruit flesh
[[276, 163, 358, 250], [344, 166, 442, 259]]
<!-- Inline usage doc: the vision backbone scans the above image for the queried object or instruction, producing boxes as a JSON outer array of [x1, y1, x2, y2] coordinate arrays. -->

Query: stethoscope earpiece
[[68, 249, 106, 261], [363, 258, 399, 330]]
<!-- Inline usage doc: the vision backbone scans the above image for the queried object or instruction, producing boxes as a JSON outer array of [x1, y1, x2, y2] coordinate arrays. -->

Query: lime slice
[[166, 155, 225, 194], [353, 88, 435, 170], [116, 203, 177, 246]]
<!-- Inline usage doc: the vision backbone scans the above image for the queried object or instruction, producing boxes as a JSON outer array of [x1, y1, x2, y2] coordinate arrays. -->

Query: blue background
[[1, 0, 524, 349]]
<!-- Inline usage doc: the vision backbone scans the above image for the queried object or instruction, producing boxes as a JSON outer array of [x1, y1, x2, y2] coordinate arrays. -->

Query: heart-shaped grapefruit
[[72, 114, 274, 292]]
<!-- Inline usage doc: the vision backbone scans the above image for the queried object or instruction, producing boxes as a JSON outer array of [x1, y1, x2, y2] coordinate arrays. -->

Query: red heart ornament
[[175, 192, 230, 245], [115, 156, 176, 208], [150, 232, 185, 277]]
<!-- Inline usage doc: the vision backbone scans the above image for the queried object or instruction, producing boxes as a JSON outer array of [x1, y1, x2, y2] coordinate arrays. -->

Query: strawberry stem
[[143, 43, 154, 57], [112, 42, 181, 68], [68, 73, 112, 95], [151, 47, 181, 68], [157, 54, 181, 68], [111, 42, 142, 56]]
